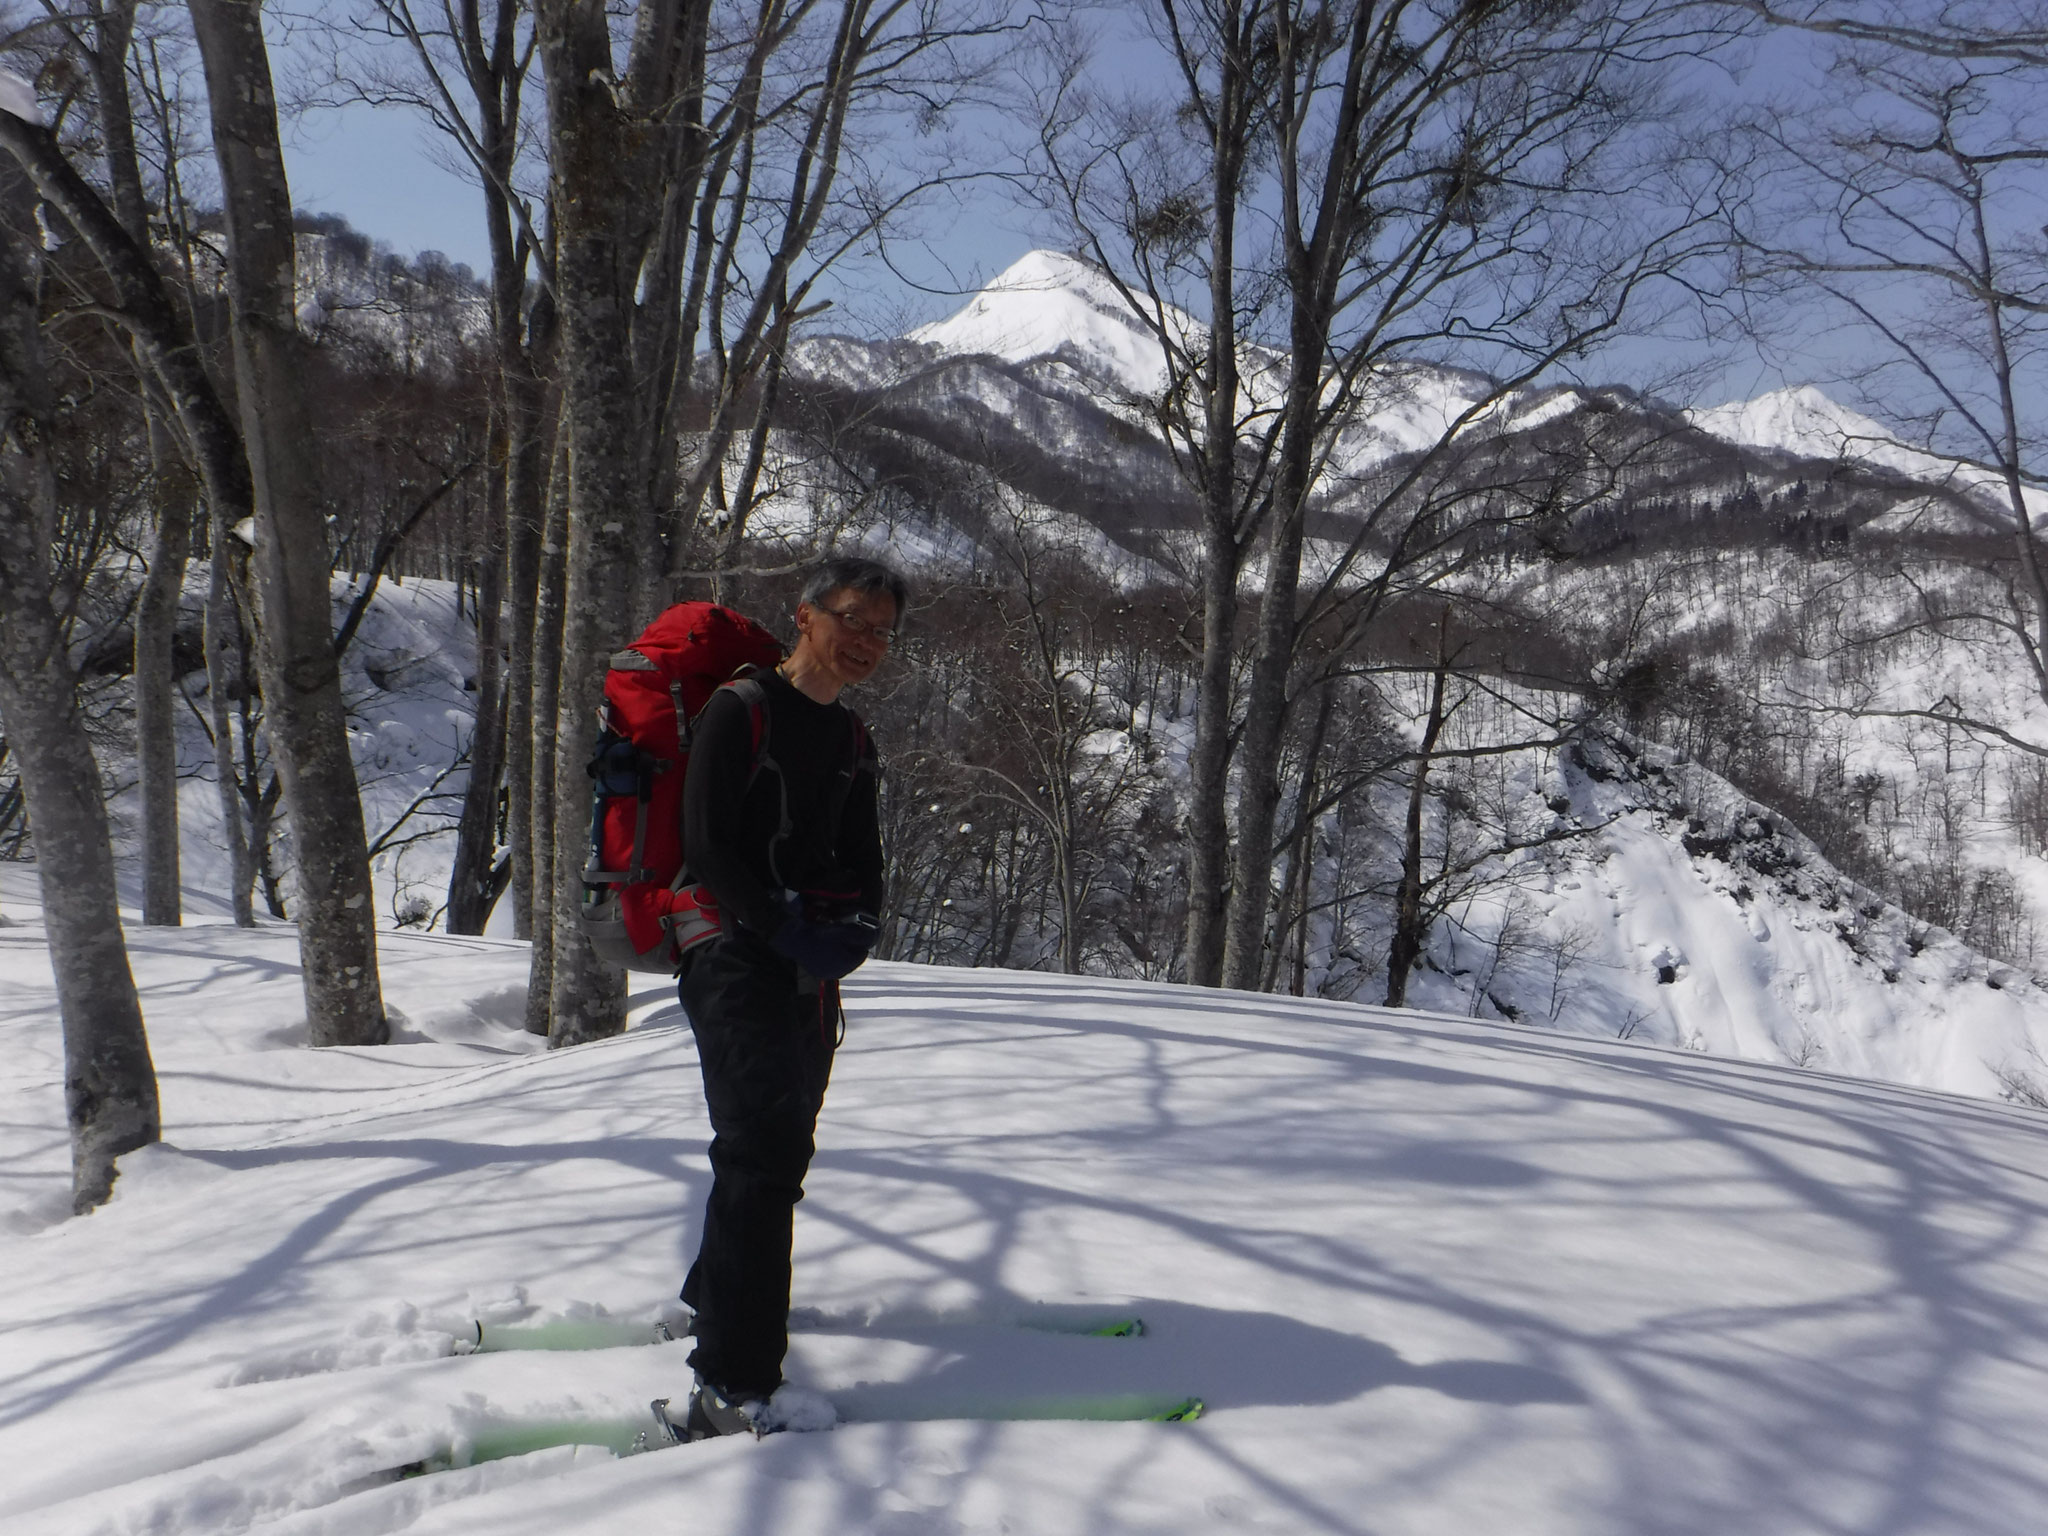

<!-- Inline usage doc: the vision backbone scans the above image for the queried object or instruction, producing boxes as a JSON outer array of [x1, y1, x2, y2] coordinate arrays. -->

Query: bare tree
[[952, 496, 1162, 972], [2, 11, 270, 927], [318, 0, 552, 936], [1033, 0, 1738, 990], [1724, 1, 2048, 63], [69, 1, 196, 926], [1734, 19, 2048, 761], [529, 0, 1009, 1044], [0, 141, 158, 1212], [187, 0, 387, 1045]]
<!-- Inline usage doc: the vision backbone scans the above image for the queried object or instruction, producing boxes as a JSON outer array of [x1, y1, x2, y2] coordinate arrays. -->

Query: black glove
[[770, 914, 876, 980]]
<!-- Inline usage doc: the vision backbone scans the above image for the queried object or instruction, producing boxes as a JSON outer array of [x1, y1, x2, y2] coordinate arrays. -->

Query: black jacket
[[682, 669, 882, 938]]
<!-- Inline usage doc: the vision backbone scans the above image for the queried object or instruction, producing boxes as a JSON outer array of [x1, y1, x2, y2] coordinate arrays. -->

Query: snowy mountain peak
[[1684, 385, 1944, 482], [909, 249, 1181, 395]]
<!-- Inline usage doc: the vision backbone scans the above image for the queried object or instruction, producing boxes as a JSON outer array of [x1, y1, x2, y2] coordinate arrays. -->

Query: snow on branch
[[0, 70, 44, 127]]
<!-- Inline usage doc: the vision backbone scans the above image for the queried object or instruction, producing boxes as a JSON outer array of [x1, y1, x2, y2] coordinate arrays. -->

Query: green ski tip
[[398, 1415, 656, 1476], [1080, 1317, 1145, 1338], [464, 1318, 678, 1353], [1149, 1397, 1203, 1422]]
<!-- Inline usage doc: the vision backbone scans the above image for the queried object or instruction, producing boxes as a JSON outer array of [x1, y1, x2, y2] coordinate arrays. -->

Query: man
[[675, 555, 904, 1438]]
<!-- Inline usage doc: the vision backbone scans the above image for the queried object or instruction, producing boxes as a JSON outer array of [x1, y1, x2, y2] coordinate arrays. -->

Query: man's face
[[796, 585, 897, 689]]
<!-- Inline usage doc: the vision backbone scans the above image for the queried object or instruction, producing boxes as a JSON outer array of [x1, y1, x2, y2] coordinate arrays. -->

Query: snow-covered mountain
[[1686, 384, 1926, 472], [894, 250, 1556, 482], [789, 252, 2015, 581], [907, 249, 1184, 397], [1685, 383, 2048, 534]]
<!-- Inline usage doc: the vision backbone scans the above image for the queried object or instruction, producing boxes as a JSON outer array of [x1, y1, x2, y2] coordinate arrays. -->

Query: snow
[[120, 568, 490, 936], [0, 69, 43, 126], [1412, 733, 2048, 1102], [909, 251, 1184, 397], [905, 254, 1585, 494], [1687, 386, 1919, 471], [4, 882, 2048, 1533], [1686, 384, 2048, 527], [100, 563, 2048, 1108]]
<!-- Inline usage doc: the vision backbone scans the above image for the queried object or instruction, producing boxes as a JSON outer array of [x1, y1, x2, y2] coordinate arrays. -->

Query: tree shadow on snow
[[799, 1299, 1582, 1422], [809, 972, 2048, 1536]]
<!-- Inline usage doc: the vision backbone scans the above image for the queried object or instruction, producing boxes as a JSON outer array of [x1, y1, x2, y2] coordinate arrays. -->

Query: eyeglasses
[[820, 606, 898, 645]]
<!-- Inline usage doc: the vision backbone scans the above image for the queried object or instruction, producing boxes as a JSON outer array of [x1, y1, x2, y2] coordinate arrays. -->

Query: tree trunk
[[134, 414, 193, 926], [445, 518, 507, 933], [1385, 655, 1451, 1009], [1178, 0, 1252, 988], [501, 359, 546, 940], [86, 0, 188, 927], [203, 540, 256, 927], [1220, 323, 1322, 991], [188, 0, 386, 1045], [0, 159, 159, 1212], [471, 0, 550, 944], [523, 431, 569, 1033], [0, 593, 163, 1212], [1183, 526, 1237, 986], [534, 0, 677, 1046], [1263, 677, 1334, 995]]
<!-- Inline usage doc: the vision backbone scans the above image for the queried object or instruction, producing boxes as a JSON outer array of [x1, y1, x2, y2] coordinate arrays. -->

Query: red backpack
[[578, 602, 784, 973]]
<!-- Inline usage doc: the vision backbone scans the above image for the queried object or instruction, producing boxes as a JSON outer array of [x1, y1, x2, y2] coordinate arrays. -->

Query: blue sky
[[270, 10, 1819, 410]]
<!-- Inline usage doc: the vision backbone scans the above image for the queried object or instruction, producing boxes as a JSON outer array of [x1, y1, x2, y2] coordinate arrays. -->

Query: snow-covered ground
[[4, 872, 2048, 1535], [1383, 728, 2048, 1104], [100, 565, 2048, 1106], [122, 569, 499, 939]]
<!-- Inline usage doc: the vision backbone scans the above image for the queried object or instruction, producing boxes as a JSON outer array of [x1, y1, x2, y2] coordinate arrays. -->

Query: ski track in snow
[[4, 889, 2048, 1535]]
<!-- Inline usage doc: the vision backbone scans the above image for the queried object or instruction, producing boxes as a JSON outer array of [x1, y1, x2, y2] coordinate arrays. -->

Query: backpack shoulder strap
[[821, 705, 877, 862], [844, 707, 876, 778], [716, 672, 792, 876], [720, 671, 772, 783]]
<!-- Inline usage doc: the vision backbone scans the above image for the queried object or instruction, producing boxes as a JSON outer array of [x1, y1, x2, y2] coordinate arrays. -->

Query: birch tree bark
[[187, 0, 387, 1045], [72, 0, 192, 926], [0, 157, 159, 1213], [522, 432, 568, 1033], [531, 0, 680, 1045]]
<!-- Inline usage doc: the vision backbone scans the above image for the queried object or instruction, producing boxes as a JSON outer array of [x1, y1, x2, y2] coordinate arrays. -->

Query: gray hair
[[801, 555, 909, 620]]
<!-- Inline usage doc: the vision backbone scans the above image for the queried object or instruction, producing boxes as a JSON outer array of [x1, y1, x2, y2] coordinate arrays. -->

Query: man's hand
[[770, 913, 876, 980]]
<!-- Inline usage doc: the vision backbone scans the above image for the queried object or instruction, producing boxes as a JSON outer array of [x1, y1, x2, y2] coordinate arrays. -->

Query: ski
[[459, 1310, 1145, 1353], [840, 1393, 1203, 1424], [395, 1413, 662, 1477], [396, 1391, 1201, 1478], [460, 1317, 679, 1353]]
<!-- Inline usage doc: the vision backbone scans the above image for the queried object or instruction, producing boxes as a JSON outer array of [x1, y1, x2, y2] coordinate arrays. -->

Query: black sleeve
[[683, 687, 785, 937], [839, 736, 884, 919]]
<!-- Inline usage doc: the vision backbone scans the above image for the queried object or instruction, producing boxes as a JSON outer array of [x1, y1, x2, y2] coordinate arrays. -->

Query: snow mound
[[755, 1382, 838, 1434]]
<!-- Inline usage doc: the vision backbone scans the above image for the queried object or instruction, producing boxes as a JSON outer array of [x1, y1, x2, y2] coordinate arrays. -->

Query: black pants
[[678, 932, 837, 1398]]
